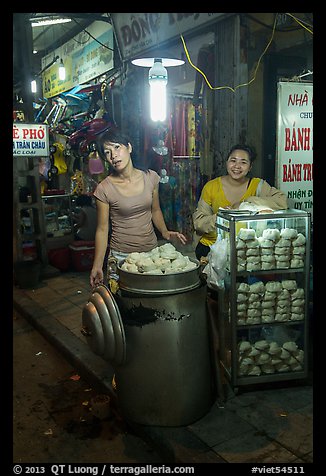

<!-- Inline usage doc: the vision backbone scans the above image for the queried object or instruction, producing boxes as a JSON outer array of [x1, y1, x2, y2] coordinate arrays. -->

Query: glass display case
[[215, 208, 311, 389], [41, 194, 74, 249]]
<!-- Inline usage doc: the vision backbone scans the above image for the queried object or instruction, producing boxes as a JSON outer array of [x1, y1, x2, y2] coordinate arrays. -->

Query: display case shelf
[[215, 208, 311, 389]]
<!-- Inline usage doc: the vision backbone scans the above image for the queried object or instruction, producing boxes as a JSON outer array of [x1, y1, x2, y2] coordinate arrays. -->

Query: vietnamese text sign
[[42, 21, 114, 98], [275, 81, 313, 220], [13, 123, 49, 157], [111, 13, 225, 61]]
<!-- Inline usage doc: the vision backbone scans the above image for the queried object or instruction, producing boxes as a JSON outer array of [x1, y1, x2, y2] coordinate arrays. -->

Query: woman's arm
[[90, 199, 110, 286], [193, 198, 217, 234], [246, 180, 288, 210]]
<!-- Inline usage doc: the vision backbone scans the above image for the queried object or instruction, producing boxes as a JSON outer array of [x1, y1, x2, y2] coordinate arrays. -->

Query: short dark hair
[[227, 144, 256, 164], [97, 129, 131, 159]]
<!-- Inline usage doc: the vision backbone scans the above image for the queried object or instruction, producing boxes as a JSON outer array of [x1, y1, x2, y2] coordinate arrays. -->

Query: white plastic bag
[[203, 238, 228, 290]]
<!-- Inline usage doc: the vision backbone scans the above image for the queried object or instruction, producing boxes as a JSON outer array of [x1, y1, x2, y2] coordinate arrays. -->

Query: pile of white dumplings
[[236, 279, 305, 325], [238, 339, 304, 376], [120, 243, 197, 275], [235, 227, 306, 272]]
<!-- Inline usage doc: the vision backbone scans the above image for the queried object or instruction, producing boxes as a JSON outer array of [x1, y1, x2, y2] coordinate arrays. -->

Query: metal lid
[[89, 291, 116, 362], [92, 284, 126, 366], [82, 284, 126, 366], [82, 301, 105, 357]]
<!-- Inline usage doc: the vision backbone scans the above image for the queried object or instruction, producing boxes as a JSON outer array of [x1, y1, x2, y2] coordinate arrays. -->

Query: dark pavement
[[13, 267, 313, 466], [13, 308, 164, 463]]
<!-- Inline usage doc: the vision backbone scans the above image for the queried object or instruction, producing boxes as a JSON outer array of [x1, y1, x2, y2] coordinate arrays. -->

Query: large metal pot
[[117, 258, 202, 295], [82, 259, 216, 426]]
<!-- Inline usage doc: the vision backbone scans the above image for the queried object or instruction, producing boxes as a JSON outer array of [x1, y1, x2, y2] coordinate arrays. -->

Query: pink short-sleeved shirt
[[94, 169, 160, 253]]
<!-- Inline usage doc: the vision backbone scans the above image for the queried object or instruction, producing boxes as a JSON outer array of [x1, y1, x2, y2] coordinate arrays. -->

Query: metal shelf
[[215, 209, 311, 389]]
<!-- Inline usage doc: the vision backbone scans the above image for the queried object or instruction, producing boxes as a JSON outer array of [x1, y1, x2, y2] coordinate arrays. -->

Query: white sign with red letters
[[13, 123, 49, 157], [275, 81, 313, 219]]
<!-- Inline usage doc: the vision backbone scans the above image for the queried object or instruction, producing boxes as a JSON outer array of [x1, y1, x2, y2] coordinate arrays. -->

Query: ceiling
[[29, 13, 111, 57]]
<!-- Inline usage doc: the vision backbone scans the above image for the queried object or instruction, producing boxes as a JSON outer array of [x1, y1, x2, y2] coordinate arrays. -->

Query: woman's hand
[[90, 267, 104, 288], [162, 230, 187, 245]]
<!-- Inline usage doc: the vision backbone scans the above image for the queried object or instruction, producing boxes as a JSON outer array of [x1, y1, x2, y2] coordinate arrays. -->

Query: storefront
[[13, 12, 313, 269]]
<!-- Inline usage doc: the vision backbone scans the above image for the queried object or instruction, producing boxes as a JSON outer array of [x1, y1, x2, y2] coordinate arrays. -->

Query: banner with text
[[111, 13, 225, 61], [13, 123, 49, 157], [41, 21, 114, 98], [275, 81, 313, 220]]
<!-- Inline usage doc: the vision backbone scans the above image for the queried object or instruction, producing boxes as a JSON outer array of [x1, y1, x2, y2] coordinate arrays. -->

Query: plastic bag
[[202, 238, 228, 290]]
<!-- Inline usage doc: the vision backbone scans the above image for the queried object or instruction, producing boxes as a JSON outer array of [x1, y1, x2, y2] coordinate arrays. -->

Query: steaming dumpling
[[265, 281, 283, 293], [290, 259, 304, 268], [237, 282, 250, 293], [238, 341, 251, 353], [246, 262, 261, 271], [292, 233, 306, 246], [290, 288, 304, 300], [247, 365, 262, 376], [261, 364, 275, 374], [236, 238, 246, 249], [246, 239, 260, 249], [262, 228, 280, 241], [248, 293, 260, 303], [275, 238, 291, 248], [268, 342, 281, 355], [170, 257, 188, 270], [159, 242, 176, 253], [246, 248, 260, 256], [283, 341, 298, 352], [137, 257, 157, 272], [261, 262, 275, 270], [238, 228, 256, 240], [282, 280, 297, 291], [254, 340, 270, 351], [125, 252, 142, 263], [249, 281, 265, 294], [258, 237, 274, 248], [292, 246, 306, 255], [280, 228, 298, 240]]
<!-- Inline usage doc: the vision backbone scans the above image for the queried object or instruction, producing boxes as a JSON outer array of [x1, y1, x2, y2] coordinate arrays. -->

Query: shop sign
[[13, 123, 49, 157], [111, 13, 225, 61], [275, 81, 313, 220], [42, 21, 114, 98]]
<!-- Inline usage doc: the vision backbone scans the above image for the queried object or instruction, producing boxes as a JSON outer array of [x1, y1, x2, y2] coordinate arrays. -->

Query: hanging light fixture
[[148, 59, 168, 122], [31, 79, 37, 93], [30, 17, 72, 27], [131, 51, 184, 123], [58, 59, 66, 81]]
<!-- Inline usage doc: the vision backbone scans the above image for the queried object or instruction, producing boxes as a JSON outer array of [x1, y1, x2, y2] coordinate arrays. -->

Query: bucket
[[14, 260, 41, 289]]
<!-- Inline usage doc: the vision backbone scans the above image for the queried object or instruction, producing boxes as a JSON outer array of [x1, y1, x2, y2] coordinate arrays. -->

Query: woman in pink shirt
[[90, 129, 187, 288]]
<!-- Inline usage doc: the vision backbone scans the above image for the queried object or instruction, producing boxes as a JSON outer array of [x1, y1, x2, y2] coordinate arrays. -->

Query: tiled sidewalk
[[13, 270, 313, 464]]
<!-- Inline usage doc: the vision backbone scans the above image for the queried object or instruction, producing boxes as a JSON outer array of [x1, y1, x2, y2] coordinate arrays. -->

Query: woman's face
[[103, 141, 132, 171], [226, 149, 252, 180]]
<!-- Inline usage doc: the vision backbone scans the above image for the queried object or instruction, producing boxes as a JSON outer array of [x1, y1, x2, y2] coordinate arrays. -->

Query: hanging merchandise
[[88, 150, 104, 175], [70, 170, 85, 195], [158, 168, 175, 231], [83, 174, 99, 194], [52, 142, 67, 174], [172, 159, 201, 241], [153, 140, 168, 156], [47, 144, 59, 189], [38, 156, 51, 178]]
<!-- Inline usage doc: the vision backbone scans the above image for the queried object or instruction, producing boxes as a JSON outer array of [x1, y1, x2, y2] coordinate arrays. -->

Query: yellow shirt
[[200, 176, 261, 246]]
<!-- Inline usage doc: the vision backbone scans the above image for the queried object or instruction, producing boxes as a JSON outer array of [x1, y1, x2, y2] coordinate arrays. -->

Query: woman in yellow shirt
[[193, 144, 288, 260]]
